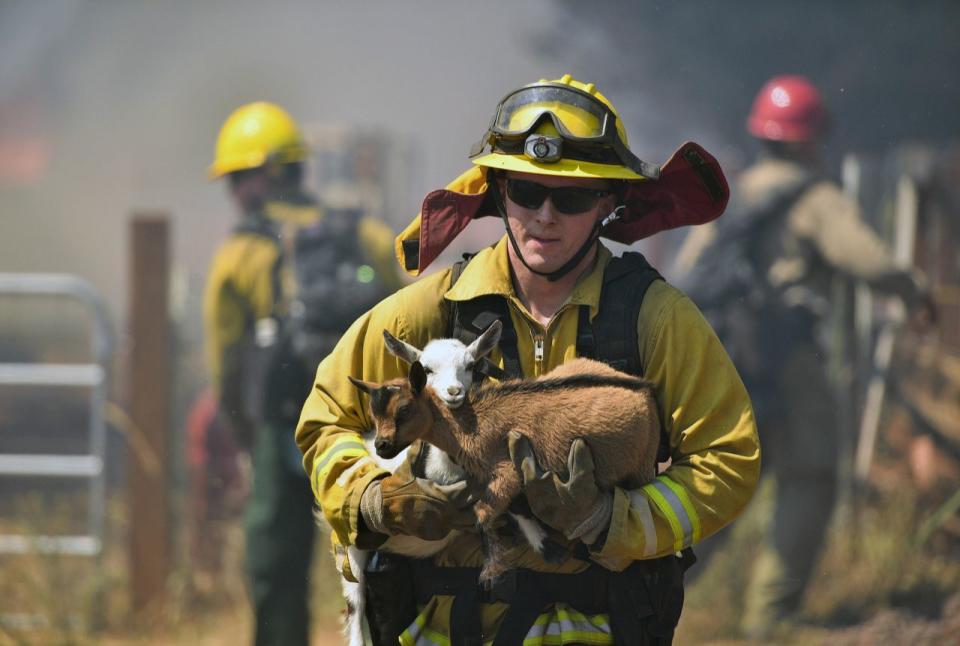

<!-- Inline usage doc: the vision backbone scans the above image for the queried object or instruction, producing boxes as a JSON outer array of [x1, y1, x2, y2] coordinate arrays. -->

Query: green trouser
[[741, 349, 838, 637], [245, 421, 316, 646]]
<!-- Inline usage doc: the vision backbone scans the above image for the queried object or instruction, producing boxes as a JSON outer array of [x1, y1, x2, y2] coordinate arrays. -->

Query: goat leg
[[478, 524, 514, 588], [474, 461, 523, 587], [473, 459, 521, 528]]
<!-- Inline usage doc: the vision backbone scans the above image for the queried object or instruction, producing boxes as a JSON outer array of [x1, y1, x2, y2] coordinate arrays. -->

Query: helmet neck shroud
[[488, 168, 624, 283]]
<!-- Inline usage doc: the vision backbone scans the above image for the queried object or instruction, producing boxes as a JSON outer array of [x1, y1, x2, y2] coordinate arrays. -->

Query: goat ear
[[409, 361, 428, 395], [383, 329, 422, 365], [348, 375, 379, 396], [468, 319, 503, 359]]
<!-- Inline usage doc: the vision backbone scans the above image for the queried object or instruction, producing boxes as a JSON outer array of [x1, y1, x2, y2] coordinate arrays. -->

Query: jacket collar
[[445, 236, 612, 320]]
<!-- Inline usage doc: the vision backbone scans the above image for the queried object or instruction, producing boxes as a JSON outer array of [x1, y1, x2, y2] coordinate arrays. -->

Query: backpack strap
[[577, 252, 662, 375], [576, 252, 673, 463], [231, 214, 286, 319]]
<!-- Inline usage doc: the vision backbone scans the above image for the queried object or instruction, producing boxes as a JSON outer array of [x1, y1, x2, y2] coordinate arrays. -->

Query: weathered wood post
[[127, 214, 172, 613]]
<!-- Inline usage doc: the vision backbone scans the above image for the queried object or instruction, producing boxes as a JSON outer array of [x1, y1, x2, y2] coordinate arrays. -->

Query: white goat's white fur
[[338, 326, 500, 646]]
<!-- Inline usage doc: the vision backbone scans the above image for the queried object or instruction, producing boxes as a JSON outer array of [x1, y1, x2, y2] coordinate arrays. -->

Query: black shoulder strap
[[577, 252, 672, 462], [230, 214, 284, 319], [446, 254, 517, 381], [577, 252, 662, 375]]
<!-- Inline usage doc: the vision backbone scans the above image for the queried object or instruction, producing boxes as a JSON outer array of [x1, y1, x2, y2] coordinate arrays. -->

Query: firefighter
[[683, 76, 931, 639], [296, 75, 760, 645], [204, 101, 400, 646]]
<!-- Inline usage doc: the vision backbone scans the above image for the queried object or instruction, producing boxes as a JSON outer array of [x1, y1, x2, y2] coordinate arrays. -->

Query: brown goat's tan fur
[[353, 357, 661, 583]]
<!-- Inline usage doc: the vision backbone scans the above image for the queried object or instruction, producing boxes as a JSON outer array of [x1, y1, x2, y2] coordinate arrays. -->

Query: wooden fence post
[[127, 214, 172, 613]]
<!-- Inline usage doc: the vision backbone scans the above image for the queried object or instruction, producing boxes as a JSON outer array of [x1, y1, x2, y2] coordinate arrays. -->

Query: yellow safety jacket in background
[[296, 236, 760, 645]]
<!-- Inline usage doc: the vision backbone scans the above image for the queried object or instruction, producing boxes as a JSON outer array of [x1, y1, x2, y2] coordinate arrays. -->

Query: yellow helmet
[[208, 101, 309, 179], [469, 74, 659, 181]]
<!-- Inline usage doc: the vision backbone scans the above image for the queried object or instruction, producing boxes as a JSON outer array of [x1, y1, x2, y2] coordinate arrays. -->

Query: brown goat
[[349, 357, 661, 583]]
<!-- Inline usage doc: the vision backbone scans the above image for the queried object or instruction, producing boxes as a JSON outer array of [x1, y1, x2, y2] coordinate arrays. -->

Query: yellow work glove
[[508, 431, 613, 545], [360, 448, 478, 542]]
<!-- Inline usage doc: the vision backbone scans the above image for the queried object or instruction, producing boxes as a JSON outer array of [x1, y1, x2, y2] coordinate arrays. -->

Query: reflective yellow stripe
[[415, 629, 448, 646], [336, 455, 374, 487], [400, 612, 449, 646], [523, 608, 612, 644], [312, 436, 368, 491], [643, 476, 696, 552], [628, 489, 659, 557], [660, 474, 702, 545], [400, 600, 613, 645]]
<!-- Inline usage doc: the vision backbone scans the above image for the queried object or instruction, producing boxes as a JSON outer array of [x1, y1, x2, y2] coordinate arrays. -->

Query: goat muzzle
[[375, 438, 400, 459]]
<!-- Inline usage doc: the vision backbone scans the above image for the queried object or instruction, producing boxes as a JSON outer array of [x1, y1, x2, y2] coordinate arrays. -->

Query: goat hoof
[[540, 538, 567, 564]]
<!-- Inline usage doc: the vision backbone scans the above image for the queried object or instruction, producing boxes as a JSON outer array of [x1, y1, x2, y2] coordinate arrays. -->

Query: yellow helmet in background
[[469, 74, 659, 181], [208, 101, 309, 179]]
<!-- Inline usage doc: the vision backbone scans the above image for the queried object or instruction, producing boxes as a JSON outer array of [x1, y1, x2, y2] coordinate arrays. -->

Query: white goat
[[337, 324, 501, 646]]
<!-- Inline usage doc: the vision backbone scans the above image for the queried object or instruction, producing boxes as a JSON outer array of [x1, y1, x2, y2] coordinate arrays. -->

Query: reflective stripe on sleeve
[[312, 436, 368, 491], [660, 475, 702, 545], [336, 455, 374, 488], [642, 475, 700, 552], [627, 489, 659, 558]]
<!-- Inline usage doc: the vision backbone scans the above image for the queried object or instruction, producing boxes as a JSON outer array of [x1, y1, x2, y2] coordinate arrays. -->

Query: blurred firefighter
[[204, 101, 401, 646], [678, 75, 932, 638], [297, 75, 759, 645]]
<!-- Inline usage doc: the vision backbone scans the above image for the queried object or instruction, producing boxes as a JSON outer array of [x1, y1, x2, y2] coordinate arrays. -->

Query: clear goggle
[[469, 84, 660, 180]]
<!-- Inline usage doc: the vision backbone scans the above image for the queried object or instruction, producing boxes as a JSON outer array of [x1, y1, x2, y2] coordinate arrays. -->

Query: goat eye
[[395, 404, 411, 424]]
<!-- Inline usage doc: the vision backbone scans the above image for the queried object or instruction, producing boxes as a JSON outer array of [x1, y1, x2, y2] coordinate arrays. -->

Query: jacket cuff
[[360, 479, 388, 535], [569, 492, 613, 542], [343, 468, 389, 546]]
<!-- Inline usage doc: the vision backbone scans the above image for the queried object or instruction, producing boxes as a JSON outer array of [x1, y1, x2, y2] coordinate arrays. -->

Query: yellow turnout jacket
[[296, 237, 760, 645]]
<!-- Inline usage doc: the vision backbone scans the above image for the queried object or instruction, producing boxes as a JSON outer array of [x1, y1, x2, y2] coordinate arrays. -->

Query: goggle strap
[[611, 138, 661, 180], [468, 132, 492, 159]]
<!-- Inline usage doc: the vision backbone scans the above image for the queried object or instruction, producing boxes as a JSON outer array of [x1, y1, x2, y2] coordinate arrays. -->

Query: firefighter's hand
[[360, 456, 477, 541], [508, 432, 613, 545]]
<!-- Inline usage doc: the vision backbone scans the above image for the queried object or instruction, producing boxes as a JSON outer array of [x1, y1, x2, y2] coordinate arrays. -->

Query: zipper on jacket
[[533, 335, 545, 370]]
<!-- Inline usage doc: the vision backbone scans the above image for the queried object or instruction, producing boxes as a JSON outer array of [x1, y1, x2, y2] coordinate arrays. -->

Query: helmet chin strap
[[487, 171, 625, 283]]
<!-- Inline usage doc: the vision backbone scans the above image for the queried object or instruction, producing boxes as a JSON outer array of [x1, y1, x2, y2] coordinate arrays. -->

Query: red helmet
[[747, 75, 828, 142]]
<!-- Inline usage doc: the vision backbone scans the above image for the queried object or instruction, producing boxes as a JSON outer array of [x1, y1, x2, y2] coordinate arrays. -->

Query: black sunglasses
[[504, 178, 611, 215]]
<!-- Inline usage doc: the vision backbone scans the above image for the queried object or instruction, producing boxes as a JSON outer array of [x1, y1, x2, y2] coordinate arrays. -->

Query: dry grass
[[0, 494, 348, 645], [677, 480, 960, 645]]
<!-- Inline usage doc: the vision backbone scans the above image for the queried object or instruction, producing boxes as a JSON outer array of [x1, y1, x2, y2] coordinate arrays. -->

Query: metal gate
[[0, 273, 113, 557]]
